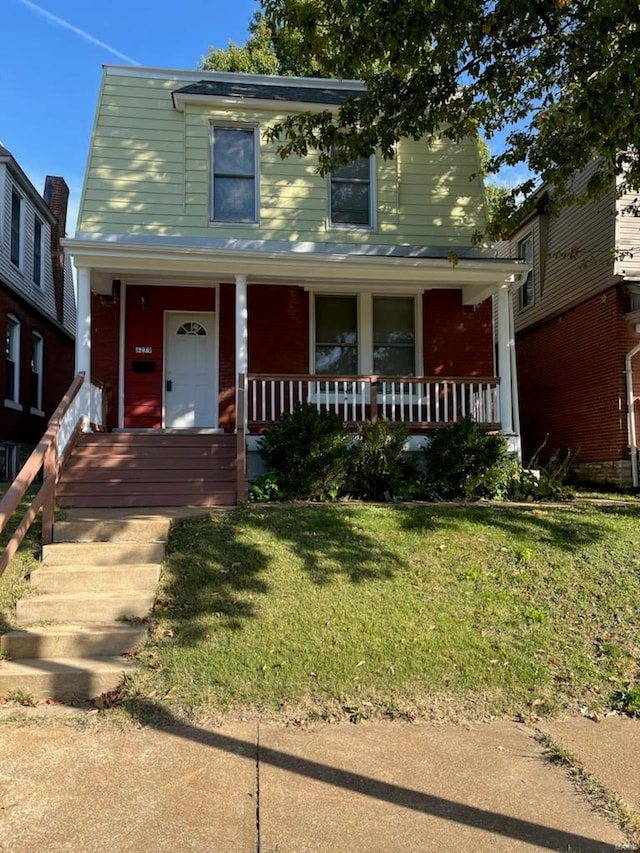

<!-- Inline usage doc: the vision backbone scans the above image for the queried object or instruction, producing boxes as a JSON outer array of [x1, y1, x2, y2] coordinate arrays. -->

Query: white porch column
[[496, 283, 514, 435], [235, 274, 248, 431], [75, 266, 92, 428]]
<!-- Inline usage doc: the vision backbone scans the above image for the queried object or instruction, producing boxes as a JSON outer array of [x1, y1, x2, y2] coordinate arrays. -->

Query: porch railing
[[0, 373, 87, 578], [246, 374, 500, 429]]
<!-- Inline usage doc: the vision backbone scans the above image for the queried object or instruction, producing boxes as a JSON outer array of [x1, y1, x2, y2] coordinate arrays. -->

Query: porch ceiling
[[64, 237, 527, 305]]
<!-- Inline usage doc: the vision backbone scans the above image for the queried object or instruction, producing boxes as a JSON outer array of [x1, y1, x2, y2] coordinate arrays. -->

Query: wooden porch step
[[57, 432, 240, 509]]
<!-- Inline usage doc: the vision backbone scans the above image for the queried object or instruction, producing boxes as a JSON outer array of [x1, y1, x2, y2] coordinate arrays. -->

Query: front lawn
[[127, 502, 640, 722], [0, 487, 40, 633]]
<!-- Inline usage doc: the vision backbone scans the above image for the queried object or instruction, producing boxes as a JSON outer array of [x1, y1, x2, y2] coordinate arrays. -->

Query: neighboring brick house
[[60, 66, 526, 507], [497, 162, 640, 488], [0, 146, 76, 479]]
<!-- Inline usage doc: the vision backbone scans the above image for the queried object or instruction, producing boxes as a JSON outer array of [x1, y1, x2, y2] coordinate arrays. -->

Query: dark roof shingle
[[173, 79, 363, 106]]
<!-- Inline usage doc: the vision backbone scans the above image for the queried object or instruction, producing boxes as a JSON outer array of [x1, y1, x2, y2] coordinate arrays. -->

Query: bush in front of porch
[[257, 404, 350, 501], [254, 405, 414, 502]]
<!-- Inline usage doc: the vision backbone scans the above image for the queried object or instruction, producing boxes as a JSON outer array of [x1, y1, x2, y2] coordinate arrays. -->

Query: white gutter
[[625, 341, 640, 488]]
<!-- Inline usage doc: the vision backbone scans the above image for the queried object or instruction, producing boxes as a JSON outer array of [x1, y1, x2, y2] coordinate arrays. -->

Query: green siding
[[77, 72, 487, 246]]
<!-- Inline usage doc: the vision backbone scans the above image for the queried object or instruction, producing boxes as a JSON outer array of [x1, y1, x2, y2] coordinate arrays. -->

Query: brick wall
[[516, 284, 640, 469], [43, 176, 69, 326], [91, 284, 121, 431], [423, 290, 494, 376], [248, 285, 309, 374], [0, 287, 74, 447]]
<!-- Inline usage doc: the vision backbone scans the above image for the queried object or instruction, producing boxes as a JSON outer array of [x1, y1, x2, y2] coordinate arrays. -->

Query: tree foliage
[[201, 11, 321, 76], [260, 0, 640, 223]]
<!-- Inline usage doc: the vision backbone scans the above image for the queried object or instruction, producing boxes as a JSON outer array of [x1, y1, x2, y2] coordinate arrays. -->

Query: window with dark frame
[[211, 126, 257, 223], [329, 156, 372, 227], [10, 188, 21, 267]]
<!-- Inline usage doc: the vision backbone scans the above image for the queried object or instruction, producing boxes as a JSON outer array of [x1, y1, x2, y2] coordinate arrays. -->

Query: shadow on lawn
[[158, 504, 407, 646], [155, 500, 638, 648], [394, 501, 639, 551]]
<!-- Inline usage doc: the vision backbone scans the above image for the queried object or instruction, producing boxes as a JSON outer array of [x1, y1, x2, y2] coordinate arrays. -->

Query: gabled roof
[[0, 145, 57, 224]]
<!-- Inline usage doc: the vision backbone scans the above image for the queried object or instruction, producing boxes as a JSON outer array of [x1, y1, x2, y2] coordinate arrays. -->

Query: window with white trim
[[519, 234, 534, 309], [314, 294, 416, 375], [5, 315, 20, 405], [30, 332, 43, 413], [329, 156, 374, 228], [33, 215, 43, 287], [210, 125, 258, 223], [10, 188, 22, 268]]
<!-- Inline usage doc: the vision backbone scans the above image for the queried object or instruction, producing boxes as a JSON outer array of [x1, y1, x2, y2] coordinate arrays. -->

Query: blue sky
[[1, 0, 260, 231], [2, 0, 525, 236]]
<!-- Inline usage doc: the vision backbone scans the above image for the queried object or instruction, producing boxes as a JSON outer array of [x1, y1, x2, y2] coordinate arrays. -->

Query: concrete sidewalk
[[0, 714, 638, 852]]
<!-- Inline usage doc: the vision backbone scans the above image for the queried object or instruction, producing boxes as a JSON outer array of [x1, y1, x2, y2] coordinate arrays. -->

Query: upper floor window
[[210, 125, 258, 224], [30, 332, 43, 413], [519, 234, 534, 309], [10, 188, 22, 268], [33, 215, 43, 288], [329, 156, 374, 229], [5, 315, 20, 406]]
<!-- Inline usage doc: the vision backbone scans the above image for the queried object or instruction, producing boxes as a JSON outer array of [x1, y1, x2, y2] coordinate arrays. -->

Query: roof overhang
[[63, 236, 527, 305]]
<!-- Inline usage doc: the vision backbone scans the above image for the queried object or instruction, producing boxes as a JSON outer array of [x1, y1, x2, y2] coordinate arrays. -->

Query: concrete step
[[0, 657, 138, 702], [29, 564, 161, 594], [1, 623, 148, 659], [54, 518, 171, 543], [42, 542, 165, 567], [16, 591, 156, 625]]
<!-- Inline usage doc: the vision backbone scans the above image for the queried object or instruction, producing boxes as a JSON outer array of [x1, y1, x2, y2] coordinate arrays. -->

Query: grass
[[537, 731, 640, 846], [0, 486, 41, 633], [123, 501, 640, 722]]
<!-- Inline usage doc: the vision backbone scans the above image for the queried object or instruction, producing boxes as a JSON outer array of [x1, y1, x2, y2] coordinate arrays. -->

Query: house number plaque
[[135, 346, 153, 354]]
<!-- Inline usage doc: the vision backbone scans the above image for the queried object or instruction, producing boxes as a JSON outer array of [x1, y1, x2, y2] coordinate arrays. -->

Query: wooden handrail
[[0, 372, 85, 578], [248, 373, 500, 384]]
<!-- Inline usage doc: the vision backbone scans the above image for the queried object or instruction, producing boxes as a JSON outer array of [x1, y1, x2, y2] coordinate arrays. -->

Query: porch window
[[210, 125, 258, 224], [30, 332, 43, 413], [519, 234, 534, 309], [5, 315, 20, 405], [315, 295, 358, 374], [10, 188, 22, 268], [329, 155, 374, 228], [373, 297, 415, 375], [314, 294, 416, 375]]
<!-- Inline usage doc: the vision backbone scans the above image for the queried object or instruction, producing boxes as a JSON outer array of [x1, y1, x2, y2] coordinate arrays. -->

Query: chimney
[[44, 176, 69, 326]]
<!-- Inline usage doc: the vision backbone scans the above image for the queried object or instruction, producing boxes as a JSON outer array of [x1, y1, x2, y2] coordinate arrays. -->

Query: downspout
[[508, 280, 522, 463], [625, 341, 640, 488]]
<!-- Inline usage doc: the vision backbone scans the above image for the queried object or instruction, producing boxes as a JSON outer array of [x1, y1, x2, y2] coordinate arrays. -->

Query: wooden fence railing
[[246, 374, 501, 428], [0, 373, 85, 578]]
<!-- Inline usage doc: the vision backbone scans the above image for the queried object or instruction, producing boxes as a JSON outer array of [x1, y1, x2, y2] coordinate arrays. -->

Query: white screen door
[[164, 313, 217, 428]]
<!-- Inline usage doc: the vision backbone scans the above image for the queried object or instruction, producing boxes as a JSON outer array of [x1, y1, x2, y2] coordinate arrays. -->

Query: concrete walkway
[[1, 713, 638, 852]]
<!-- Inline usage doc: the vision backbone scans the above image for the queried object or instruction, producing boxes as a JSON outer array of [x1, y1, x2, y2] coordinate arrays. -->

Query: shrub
[[422, 415, 512, 500], [347, 418, 411, 500], [258, 404, 349, 500], [248, 472, 281, 503]]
